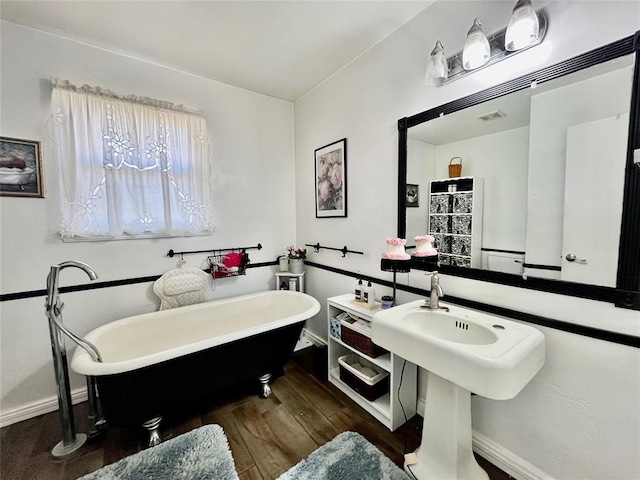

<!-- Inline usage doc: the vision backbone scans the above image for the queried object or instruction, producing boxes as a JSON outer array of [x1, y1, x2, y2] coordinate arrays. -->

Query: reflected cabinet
[[428, 177, 483, 268]]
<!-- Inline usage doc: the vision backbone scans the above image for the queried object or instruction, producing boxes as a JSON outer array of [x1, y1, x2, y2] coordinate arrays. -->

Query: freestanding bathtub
[[71, 290, 320, 437]]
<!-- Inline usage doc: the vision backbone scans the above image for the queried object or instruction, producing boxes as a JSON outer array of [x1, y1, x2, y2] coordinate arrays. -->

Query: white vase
[[289, 258, 304, 274]]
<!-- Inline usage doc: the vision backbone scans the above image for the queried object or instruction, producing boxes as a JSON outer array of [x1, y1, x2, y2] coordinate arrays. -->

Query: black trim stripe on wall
[[1, 261, 637, 348], [0, 262, 273, 302], [305, 261, 640, 349], [480, 248, 525, 255], [523, 263, 562, 272]]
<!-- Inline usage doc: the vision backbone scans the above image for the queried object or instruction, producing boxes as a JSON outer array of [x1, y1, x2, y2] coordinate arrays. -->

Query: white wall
[[434, 127, 529, 252], [294, 1, 640, 479], [0, 21, 296, 420], [406, 137, 435, 243]]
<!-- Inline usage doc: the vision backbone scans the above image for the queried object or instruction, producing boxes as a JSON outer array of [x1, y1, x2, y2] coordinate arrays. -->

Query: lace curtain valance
[[49, 79, 214, 240]]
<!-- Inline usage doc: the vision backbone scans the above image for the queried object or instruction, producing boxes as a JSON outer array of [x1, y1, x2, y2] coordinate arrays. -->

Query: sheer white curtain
[[49, 79, 213, 240]]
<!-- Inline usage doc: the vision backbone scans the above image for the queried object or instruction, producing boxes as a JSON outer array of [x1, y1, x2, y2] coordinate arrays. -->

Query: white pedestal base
[[405, 372, 488, 480]]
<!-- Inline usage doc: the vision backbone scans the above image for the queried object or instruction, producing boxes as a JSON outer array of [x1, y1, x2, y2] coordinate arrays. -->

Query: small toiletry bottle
[[355, 278, 363, 301], [289, 278, 297, 291], [363, 281, 375, 306]]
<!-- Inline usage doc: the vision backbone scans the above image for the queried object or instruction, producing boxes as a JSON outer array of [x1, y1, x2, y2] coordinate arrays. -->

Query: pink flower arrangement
[[287, 245, 307, 259]]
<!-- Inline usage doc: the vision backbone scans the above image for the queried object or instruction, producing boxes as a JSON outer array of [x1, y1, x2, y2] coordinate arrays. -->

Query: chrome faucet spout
[[57, 260, 99, 281], [422, 271, 449, 312]]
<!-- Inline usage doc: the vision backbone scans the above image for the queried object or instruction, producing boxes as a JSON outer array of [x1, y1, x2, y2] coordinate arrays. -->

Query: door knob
[[565, 253, 587, 264]]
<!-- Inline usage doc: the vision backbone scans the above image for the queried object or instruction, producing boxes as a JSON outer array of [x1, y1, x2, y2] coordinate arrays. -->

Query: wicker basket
[[339, 318, 387, 358], [448, 156, 462, 178], [338, 354, 389, 401]]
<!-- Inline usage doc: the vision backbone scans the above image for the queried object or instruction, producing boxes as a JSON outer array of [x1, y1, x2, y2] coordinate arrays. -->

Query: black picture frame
[[315, 138, 347, 218], [406, 184, 419, 207], [0, 136, 44, 198]]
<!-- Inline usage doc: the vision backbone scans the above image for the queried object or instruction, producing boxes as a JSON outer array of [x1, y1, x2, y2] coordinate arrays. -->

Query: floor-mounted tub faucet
[[421, 272, 450, 312], [45, 260, 103, 457]]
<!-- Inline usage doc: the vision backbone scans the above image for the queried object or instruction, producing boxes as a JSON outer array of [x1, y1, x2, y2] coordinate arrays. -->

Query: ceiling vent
[[477, 110, 507, 121]]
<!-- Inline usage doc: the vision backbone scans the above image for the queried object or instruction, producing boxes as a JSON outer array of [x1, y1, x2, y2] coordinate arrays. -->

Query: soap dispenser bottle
[[355, 278, 363, 301], [363, 281, 375, 306]]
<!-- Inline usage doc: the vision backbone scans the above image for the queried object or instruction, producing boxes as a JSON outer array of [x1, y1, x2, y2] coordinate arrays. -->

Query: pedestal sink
[[372, 301, 545, 479]]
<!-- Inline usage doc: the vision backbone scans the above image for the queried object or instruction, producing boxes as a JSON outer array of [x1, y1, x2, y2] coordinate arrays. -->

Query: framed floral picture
[[315, 138, 347, 218], [0, 136, 44, 198]]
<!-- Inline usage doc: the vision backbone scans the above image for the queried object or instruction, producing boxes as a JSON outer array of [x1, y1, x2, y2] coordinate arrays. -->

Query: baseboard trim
[[0, 387, 88, 428], [301, 328, 327, 347], [472, 430, 551, 480], [416, 398, 549, 480]]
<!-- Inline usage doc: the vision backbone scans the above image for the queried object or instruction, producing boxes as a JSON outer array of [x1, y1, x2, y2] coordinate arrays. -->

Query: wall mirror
[[398, 32, 640, 310]]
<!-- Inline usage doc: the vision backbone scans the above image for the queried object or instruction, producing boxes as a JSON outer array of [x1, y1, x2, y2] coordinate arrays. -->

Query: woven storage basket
[[448, 156, 462, 178], [339, 318, 387, 358], [338, 354, 389, 401]]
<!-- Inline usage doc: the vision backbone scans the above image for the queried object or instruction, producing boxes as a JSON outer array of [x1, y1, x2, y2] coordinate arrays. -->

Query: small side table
[[275, 272, 305, 292]]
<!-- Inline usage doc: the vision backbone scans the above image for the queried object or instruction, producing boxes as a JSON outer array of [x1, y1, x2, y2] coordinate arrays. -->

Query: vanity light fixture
[[426, 0, 547, 85], [505, 0, 540, 51], [425, 40, 449, 85], [462, 19, 491, 70]]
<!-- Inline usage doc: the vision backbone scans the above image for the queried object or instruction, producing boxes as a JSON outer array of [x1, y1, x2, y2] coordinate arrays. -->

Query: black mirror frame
[[398, 31, 640, 310]]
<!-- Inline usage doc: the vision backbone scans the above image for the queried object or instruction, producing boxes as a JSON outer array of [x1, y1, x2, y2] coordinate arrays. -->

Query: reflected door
[[561, 114, 628, 286]]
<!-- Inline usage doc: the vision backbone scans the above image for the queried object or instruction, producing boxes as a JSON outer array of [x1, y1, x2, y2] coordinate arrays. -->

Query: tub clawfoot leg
[[258, 373, 272, 398], [141, 416, 163, 447]]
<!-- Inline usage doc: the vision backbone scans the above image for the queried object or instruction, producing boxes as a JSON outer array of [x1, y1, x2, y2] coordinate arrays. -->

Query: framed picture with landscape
[[0, 136, 44, 198], [314, 138, 347, 218]]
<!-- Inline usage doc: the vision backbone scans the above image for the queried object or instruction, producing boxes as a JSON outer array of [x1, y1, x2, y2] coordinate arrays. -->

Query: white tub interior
[[71, 290, 320, 376]]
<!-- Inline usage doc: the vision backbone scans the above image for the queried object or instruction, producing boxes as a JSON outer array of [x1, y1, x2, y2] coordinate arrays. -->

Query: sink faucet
[[422, 272, 450, 312]]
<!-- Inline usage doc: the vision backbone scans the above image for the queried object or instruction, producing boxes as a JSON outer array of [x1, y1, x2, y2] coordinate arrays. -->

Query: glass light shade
[[505, 0, 540, 51], [462, 18, 490, 71], [425, 41, 448, 85]]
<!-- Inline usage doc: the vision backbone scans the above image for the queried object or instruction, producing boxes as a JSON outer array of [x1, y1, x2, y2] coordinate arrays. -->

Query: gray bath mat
[[277, 431, 410, 480], [80, 424, 238, 480]]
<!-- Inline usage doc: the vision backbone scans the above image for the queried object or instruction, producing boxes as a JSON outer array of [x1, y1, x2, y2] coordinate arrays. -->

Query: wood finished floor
[[1, 353, 512, 480]]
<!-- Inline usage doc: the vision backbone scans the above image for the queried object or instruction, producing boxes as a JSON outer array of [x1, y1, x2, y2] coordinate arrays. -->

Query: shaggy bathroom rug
[[79, 424, 238, 480], [277, 431, 410, 480]]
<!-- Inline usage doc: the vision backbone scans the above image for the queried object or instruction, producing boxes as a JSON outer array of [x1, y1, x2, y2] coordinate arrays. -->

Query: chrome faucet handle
[[53, 297, 65, 316]]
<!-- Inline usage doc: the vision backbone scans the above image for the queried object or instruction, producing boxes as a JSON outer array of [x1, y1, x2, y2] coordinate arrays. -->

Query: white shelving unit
[[327, 294, 417, 431], [428, 176, 484, 268], [275, 272, 305, 292]]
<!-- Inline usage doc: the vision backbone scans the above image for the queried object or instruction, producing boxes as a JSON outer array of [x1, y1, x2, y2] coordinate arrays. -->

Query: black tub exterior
[[95, 321, 304, 428]]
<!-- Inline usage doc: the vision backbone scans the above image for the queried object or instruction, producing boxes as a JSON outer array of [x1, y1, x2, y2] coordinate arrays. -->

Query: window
[[49, 79, 213, 240]]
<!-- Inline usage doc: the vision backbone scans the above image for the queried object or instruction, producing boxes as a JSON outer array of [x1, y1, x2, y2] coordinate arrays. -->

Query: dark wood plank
[[231, 400, 291, 479], [201, 409, 255, 474], [101, 426, 140, 467], [262, 403, 318, 462], [0, 415, 41, 480], [20, 451, 64, 480], [283, 363, 346, 417], [0, 356, 512, 480], [61, 449, 104, 480], [274, 374, 339, 445], [167, 412, 203, 439], [238, 465, 263, 480]]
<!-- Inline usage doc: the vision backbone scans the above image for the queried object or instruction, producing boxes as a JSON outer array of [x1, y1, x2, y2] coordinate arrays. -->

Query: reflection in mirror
[[405, 53, 634, 288]]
